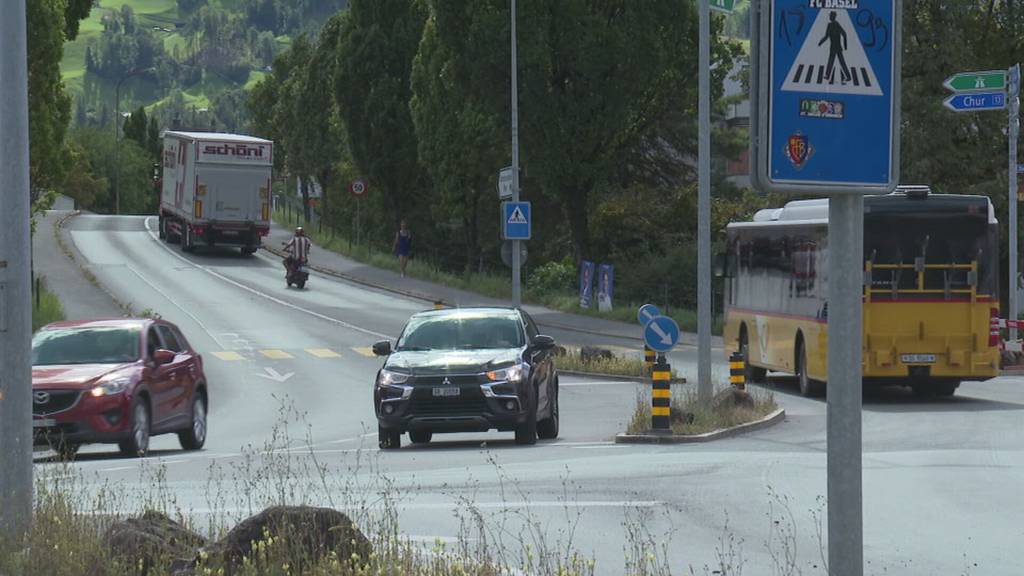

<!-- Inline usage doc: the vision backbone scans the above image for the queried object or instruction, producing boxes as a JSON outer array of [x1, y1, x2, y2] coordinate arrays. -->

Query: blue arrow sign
[[943, 92, 1007, 112], [766, 0, 899, 190], [637, 304, 661, 326], [501, 201, 531, 240], [643, 315, 680, 353]]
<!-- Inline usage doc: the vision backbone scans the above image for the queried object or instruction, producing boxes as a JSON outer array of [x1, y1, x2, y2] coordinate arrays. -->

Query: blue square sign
[[762, 0, 900, 193], [502, 201, 531, 240]]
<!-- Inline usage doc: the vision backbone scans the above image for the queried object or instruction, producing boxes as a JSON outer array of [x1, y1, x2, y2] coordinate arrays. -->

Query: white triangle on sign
[[507, 207, 528, 225], [781, 9, 883, 96]]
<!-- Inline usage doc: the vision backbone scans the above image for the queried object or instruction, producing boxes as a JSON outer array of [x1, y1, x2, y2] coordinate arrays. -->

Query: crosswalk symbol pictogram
[[781, 9, 882, 96]]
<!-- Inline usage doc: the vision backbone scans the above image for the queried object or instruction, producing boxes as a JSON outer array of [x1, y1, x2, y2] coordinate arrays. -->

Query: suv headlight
[[486, 364, 524, 383], [377, 369, 410, 387], [90, 377, 132, 397]]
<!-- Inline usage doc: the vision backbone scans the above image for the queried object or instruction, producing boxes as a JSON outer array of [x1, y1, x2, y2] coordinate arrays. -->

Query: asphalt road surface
[[34, 214, 1024, 575]]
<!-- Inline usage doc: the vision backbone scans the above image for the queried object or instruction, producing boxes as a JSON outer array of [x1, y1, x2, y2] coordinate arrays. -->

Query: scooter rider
[[282, 227, 311, 278]]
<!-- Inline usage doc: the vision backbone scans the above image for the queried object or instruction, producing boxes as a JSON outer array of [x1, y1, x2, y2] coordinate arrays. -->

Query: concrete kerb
[[262, 244, 645, 342], [614, 408, 786, 444], [558, 370, 686, 384]]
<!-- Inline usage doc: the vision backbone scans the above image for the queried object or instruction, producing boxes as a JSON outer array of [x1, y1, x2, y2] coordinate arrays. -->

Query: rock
[[199, 505, 372, 574], [104, 510, 206, 576], [579, 345, 613, 363], [712, 387, 756, 413], [670, 410, 695, 426]]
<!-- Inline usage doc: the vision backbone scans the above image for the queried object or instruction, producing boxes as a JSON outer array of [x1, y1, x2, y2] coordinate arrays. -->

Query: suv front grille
[[32, 390, 81, 416], [409, 386, 489, 417]]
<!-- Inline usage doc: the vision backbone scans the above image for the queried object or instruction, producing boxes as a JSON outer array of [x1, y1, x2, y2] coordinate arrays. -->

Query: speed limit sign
[[350, 179, 367, 197]]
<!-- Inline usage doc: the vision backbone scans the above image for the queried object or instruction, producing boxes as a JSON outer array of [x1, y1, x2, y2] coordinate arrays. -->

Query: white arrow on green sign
[[944, 70, 1007, 92], [709, 0, 736, 14]]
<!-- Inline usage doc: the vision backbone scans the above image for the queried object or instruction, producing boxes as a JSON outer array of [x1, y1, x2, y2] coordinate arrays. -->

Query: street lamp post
[[114, 67, 153, 215]]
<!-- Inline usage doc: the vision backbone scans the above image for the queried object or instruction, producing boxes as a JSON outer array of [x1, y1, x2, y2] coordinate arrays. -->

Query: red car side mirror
[[153, 349, 176, 365]]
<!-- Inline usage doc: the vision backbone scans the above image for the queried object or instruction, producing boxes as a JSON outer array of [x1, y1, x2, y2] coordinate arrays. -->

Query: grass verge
[[627, 385, 778, 436], [32, 278, 65, 332], [552, 347, 682, 379], [274, 208, 722, 334]]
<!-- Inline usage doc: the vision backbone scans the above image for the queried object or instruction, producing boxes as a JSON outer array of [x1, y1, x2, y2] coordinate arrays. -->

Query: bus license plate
[[432, 387, 460, 397], [32, 419, 56, 428], [901, 354, 936, 364]]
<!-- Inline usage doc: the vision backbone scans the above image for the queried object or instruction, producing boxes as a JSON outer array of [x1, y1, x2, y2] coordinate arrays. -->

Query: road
[[33, 214, 1024, 575]]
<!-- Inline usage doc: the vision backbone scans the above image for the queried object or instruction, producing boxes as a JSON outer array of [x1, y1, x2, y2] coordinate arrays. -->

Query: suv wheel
[[119, 397, 151, 457], [178, 394, 207, 450], [379, 426, 401, 450], [409, 430, 432, 444], [515, 389, 538, 445], [537, 384, 559, 440]]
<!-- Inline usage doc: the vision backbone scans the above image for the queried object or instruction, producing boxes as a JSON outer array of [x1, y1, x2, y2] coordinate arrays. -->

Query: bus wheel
[[797, 339, 823, 397], [739, 329, 767, 383]]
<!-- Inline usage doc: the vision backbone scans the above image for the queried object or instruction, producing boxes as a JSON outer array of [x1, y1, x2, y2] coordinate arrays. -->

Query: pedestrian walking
[[393, 220, 412, 277]]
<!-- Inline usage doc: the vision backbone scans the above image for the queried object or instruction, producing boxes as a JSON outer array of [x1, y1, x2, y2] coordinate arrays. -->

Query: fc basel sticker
[[785, 132, 814, 170]]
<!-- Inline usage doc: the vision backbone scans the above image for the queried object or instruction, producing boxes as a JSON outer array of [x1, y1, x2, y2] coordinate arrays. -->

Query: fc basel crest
[[784, 132, 814, 170]]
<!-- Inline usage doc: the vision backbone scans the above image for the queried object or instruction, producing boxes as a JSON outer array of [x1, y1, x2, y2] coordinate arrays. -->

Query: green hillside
[[61, 0, 344, 132]]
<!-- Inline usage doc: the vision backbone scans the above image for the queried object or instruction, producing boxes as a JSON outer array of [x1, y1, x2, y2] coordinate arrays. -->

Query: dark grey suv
[[372, 307, 559, 449]]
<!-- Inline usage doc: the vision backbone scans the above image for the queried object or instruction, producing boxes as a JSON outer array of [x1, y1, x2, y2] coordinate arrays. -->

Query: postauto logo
[[199, 142, 271, 164]]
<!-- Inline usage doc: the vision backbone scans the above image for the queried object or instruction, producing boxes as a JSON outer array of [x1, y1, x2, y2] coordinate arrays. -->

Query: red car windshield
[[32, 327, 141, 366]]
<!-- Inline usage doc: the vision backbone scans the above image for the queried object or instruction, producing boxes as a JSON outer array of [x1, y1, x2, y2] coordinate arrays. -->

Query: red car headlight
[[90, 377, 132, 397]]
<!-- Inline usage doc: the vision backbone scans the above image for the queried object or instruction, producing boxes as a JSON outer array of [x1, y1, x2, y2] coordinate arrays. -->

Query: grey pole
[[827, 194, 865, 576], [510, 0, 522, 308], [1010, 63, 1020, 340], [0, 0, 34, 540], [697, 0, 712, 403], [115, 77, 123, 215]]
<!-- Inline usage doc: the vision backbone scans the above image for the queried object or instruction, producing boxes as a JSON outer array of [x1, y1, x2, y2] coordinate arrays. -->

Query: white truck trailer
[[158, 131, 273, 255]]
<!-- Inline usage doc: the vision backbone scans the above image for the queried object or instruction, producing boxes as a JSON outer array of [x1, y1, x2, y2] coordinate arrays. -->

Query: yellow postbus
[[721, 187, 1000, 397]]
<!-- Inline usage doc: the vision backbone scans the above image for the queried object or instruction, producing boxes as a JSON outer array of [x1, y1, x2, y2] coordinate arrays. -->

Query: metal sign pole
[[510, 0, 522, 308], [1010, 63, 1020, 339], [697, 0, 712, 403], [827, 195, 865, 576], [0, 0, 34, 539]]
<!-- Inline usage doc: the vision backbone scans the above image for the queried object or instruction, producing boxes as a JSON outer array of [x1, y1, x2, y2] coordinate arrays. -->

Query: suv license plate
[[432, 387, 461, 397], [901, 354, 936, 364], [32, 419, 56, 428]]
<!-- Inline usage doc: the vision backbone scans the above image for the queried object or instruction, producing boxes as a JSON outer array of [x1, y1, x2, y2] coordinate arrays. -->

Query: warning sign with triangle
[[507, 207, 528, 225], [781, 9, 882, 96]]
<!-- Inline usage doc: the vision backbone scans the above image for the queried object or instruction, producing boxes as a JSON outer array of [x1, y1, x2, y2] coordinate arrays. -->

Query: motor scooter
[[284, 254, 309, 289]]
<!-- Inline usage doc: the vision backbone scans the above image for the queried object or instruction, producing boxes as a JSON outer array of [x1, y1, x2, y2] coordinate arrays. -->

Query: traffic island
[[615, 386, 784, 444]]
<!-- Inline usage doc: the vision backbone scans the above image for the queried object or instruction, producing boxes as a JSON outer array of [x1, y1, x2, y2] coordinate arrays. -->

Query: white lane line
[[99, 466, 135, 472], [123, 262, 228, 349], [143, 217, 391, 340], [560, 380, 642, 387]]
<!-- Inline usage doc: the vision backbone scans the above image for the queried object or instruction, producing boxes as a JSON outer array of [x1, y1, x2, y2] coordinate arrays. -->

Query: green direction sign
[[944, 70, 1007, 93], [709, 0, 736, 14]]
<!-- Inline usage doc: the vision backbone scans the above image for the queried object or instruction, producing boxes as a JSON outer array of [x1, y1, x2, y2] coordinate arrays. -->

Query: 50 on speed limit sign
[[350, 179, 368, 197]]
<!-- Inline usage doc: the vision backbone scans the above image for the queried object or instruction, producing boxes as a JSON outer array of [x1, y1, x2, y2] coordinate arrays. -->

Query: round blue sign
[[637, 304, 661, 326], [643, 315, 680, 353]]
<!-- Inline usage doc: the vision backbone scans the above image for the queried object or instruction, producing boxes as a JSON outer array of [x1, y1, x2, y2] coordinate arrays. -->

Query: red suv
[[32, 319, 208, 459]]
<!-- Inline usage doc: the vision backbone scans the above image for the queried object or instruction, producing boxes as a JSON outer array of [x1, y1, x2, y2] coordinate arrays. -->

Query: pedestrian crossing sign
[[760, 0, 900, 193], [502, 201, 531, 240]]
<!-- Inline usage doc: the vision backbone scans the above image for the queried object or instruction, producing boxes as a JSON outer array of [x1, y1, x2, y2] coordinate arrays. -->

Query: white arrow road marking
[[256, 367, 295, 383], [648, 320, 674, 345]]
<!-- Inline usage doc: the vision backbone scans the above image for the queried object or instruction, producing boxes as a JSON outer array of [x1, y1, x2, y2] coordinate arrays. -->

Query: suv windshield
[[396, 313, 524, 351], [32, 327, 141, 366]]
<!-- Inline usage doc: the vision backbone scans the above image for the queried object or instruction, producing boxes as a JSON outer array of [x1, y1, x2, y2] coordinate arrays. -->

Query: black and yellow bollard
[[651, 357, 671, 432], [643, 345, 656, 374], [433, 301, 445, 310], [729, 351, 746, 391]]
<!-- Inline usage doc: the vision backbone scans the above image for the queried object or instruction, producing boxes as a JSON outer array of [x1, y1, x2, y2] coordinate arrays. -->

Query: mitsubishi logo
[[33, 391, 50, 404], [443, 377, 452, 386]]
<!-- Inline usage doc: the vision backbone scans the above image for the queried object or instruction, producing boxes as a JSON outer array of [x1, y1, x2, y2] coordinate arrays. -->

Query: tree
[[334, 0, 430, 227], [27, 0, 74, 218], [123, 106, 149, 150], [514, 1, 739, 262], [410, 1, 509, 271]]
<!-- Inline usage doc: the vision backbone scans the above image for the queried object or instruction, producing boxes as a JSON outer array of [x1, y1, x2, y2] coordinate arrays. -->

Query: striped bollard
[[643, 344, 656, 374], [729, 351, 746, 391], [434, 301, 445, 310], [651, 358, 671, 432]]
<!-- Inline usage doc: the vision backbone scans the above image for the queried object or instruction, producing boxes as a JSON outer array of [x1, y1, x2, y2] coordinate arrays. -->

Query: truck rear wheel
[[241, 246, 257, 256], [157, 216, 166, 239]]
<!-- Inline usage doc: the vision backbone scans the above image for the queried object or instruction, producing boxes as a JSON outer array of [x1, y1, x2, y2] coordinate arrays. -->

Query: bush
[[528, 257, 576, 295]]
